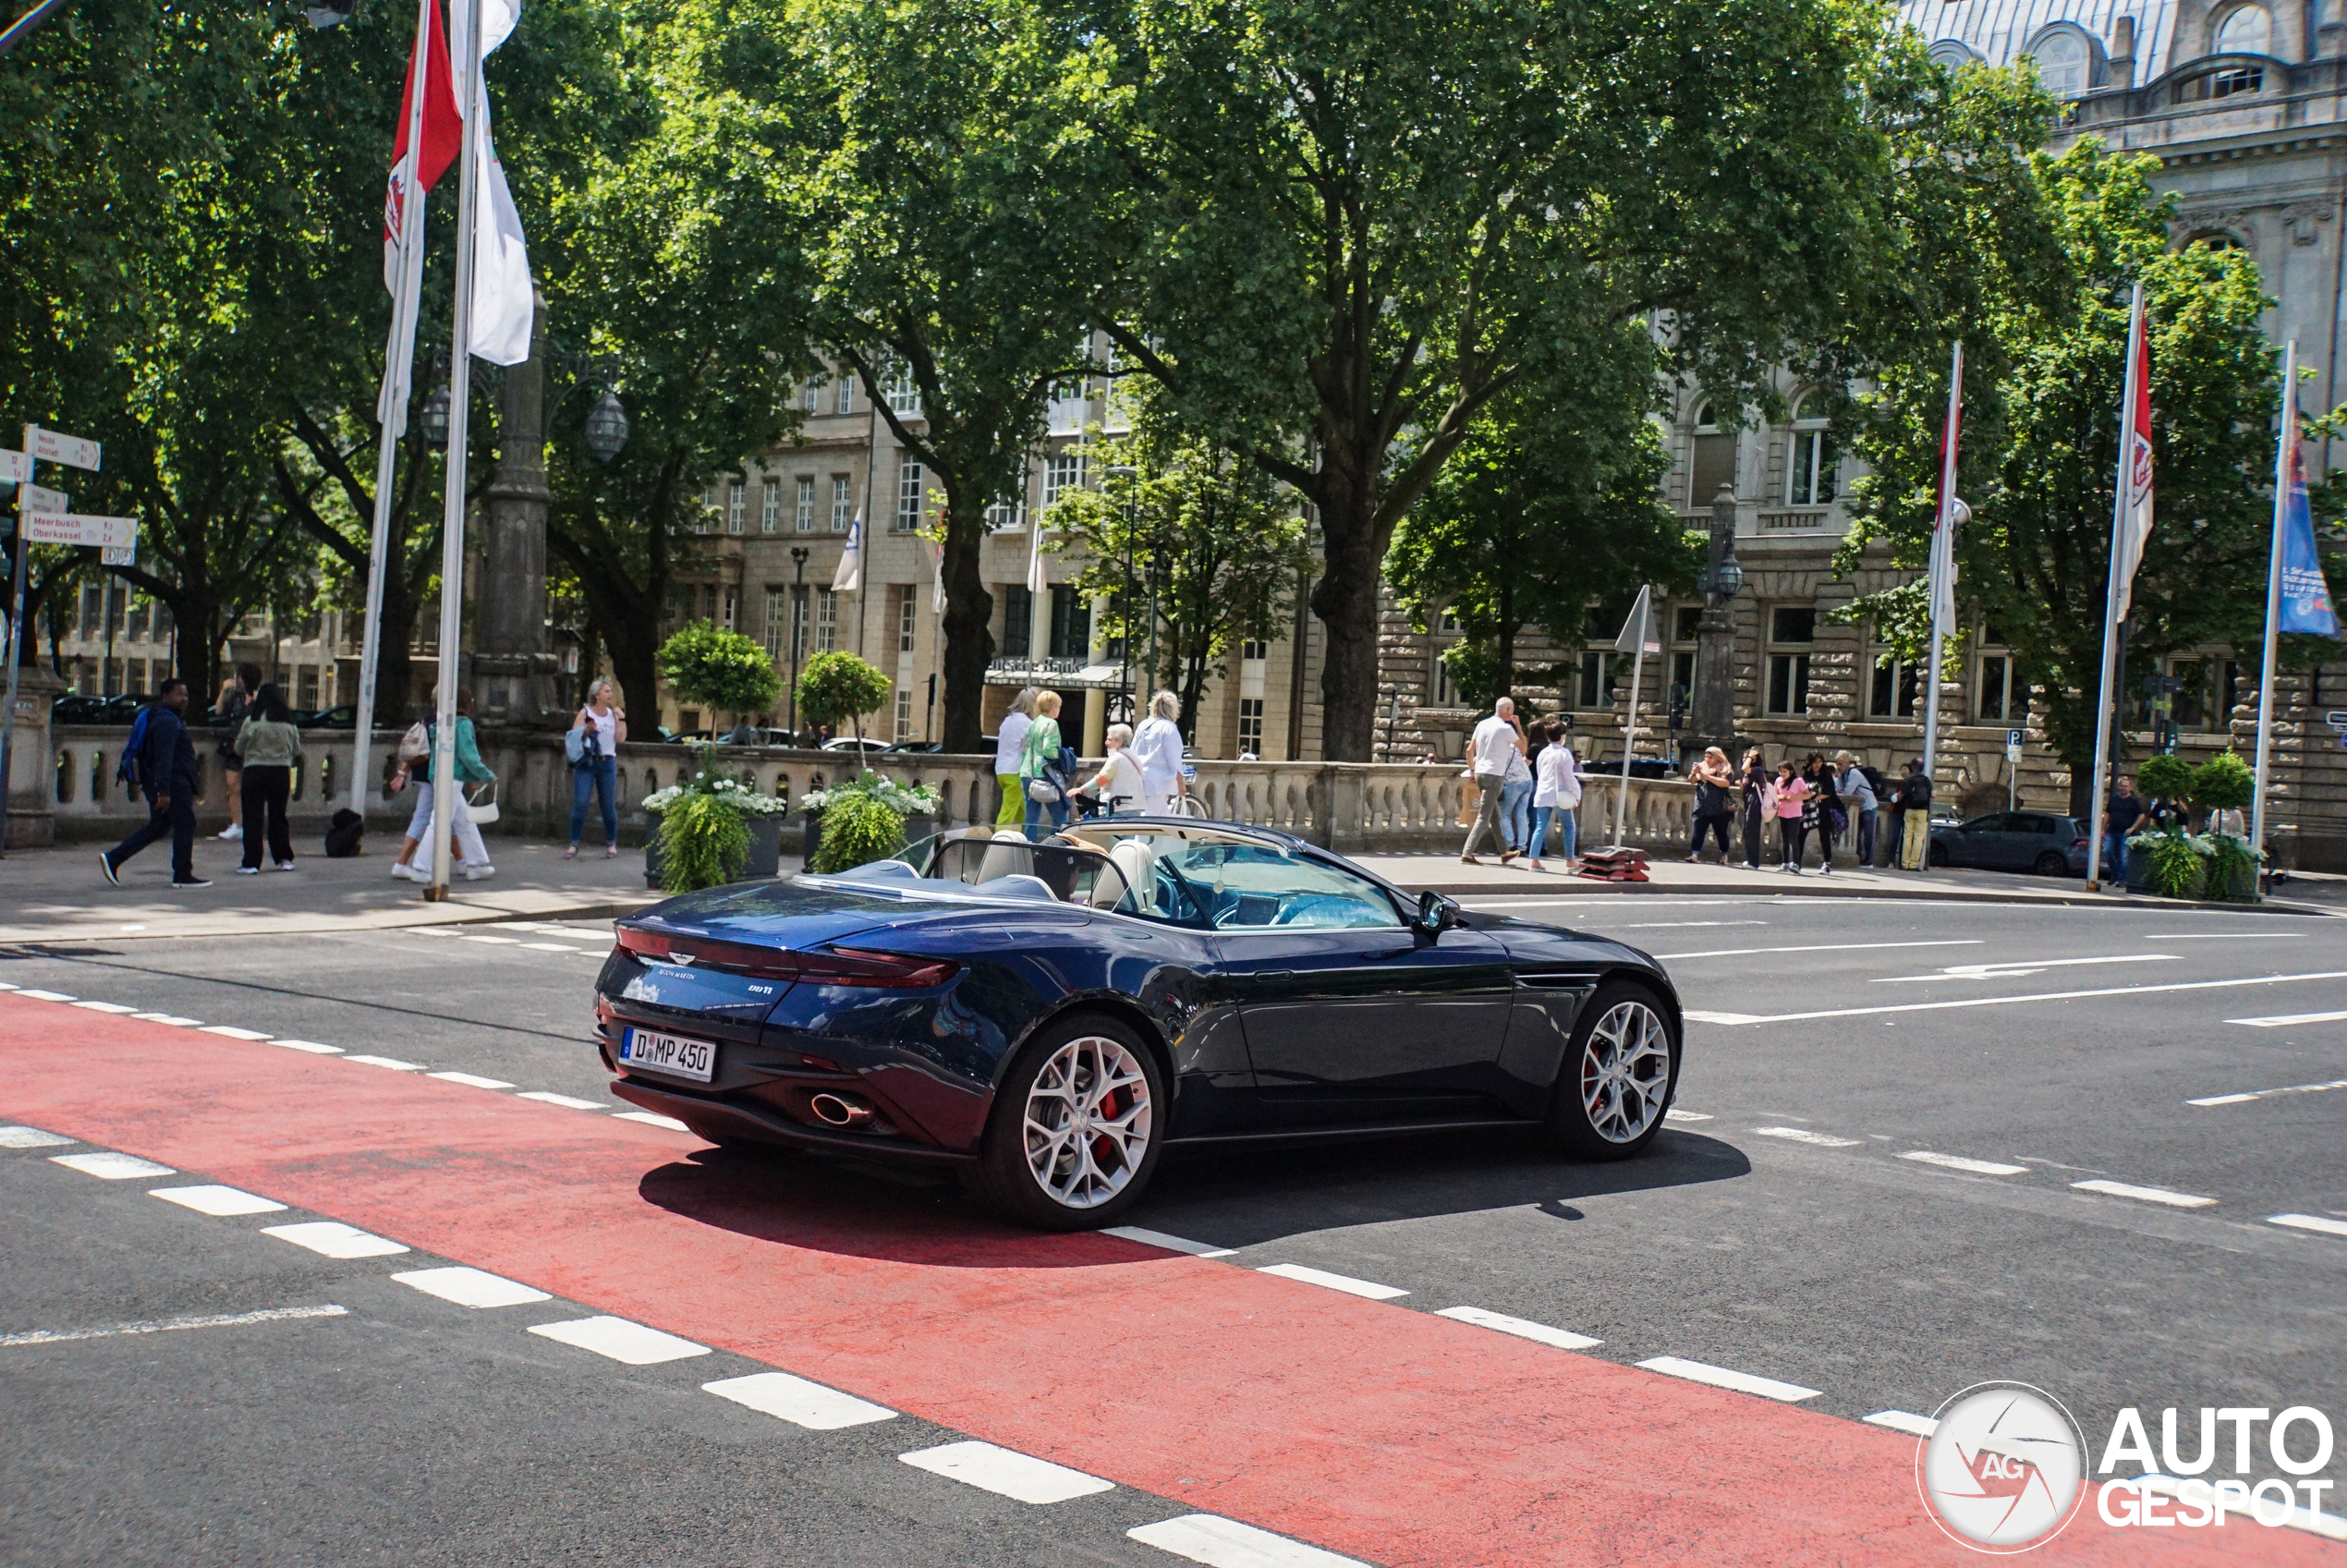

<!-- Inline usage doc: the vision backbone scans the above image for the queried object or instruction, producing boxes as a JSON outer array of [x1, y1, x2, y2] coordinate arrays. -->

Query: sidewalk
[[0, 837, 660, 945]]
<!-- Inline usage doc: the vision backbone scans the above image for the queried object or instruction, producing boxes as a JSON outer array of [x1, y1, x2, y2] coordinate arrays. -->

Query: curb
[[1389, 876, 2340, 917]]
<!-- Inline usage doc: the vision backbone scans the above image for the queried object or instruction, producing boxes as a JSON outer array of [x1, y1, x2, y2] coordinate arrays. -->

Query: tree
[[1080, 0, 1942, 758], [1045, 423, 1309, 737], [795, 650, 892, 748], [1386, 354, 1695, 711], [1837, 139, 2282, 816], [658, 621, 783, 725]]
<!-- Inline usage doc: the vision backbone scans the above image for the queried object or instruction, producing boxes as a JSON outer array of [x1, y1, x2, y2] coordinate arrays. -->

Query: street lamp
[[786, 545, 809, 736], [583, 388, 630, 465], [420, 382, 452, 451]]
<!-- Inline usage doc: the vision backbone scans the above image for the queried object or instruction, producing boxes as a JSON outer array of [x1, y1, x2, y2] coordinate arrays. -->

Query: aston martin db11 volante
[[592, 820, 1684, 1228]]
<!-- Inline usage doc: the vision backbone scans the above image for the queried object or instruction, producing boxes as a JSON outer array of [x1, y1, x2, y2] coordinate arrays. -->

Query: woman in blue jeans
[[567, 680, 626, 857]]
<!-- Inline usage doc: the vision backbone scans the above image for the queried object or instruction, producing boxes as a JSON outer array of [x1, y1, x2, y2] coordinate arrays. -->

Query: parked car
[[294, 705, 357, 729], [886, 740, 944, 754], [50, 694, 112, 724], [717, 727, 801, 747], [1928, 811, 2090, 876], [820, 735, 893, 755], [592, 819, 1684, 1228]]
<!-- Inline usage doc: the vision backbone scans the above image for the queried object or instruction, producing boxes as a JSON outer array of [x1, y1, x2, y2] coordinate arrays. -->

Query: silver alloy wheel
[[1021, 1034, 1153, 1209], [1579, 1000, 1672, 1144]]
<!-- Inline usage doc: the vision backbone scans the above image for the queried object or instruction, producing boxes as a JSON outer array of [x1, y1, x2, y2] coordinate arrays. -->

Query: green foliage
[[658, 621, 784, 722], [1048, 415, 1311, 737], [2134, 753, 2195, 802], [2205, 833, 2260, 901], [808, 792, 906, 874], [795, 650, 892, 742], [2189, 751, 2255, 812], [657, 791, 753, 893], [2136, 831, 2207, 900]]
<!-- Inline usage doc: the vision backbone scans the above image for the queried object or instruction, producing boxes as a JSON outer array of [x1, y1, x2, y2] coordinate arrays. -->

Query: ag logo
[[1917, 1382, 2087, 1552]]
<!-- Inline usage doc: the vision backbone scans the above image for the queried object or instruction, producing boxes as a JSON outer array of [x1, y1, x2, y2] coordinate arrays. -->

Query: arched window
[[1785, 395, 1837, 507], [2185, 230, 2245, 253], [2029, 30, 2089, 96], [1689, 402, 1736, 510], [1929, 40, 1980, 72], [2215, 4, 2272, 55]]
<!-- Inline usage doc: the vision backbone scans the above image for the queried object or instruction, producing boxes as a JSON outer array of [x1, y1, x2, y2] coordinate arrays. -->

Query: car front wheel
[[1544, 979, 1679, 1161], [969, 1013, 1166, 1229]]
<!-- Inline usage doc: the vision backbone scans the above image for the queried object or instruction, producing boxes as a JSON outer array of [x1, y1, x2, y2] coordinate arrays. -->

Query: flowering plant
[[799, 773, 939, 816], [643, 775, 793, 816]]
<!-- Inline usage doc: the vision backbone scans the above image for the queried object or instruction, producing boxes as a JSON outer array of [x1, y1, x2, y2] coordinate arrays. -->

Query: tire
[[2032, 851, 2068, 877], [1928, 842, 1951, 868], [1543, 978, 1680, 1161], [969, 1012, 1167, 1230]]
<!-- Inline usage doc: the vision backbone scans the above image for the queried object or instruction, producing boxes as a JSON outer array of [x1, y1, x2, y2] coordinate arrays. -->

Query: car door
[[1205, 857, 1514, 1124], [1948, 813, 2008, 869]]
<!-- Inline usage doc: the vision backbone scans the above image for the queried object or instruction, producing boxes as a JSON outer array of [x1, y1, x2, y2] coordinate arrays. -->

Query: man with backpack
[[1895, 759, 1935, 871], [100, 678, 210, 889]]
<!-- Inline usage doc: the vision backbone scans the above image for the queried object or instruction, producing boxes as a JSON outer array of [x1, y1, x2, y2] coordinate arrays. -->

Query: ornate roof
[[1896, 1, 2177, 83]]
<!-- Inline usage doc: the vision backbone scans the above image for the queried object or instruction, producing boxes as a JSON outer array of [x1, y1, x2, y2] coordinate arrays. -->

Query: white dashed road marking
[[1751, 1126, 1863, 1149], [528, 1316, 710, 1365], [1654, 940, 1981, 961], [430, 1071, 516, 1089], [1256, 1264, 1408, 1300], [269, 1039, 341, 1054], [518, 1091, 606, 1111], [1683, 1010, 1762, 1025], [69, 1000, 139, 1014], [345, 1054, 426, 1071], [198, 1025, 272, 1040], [1104, 1226, 1237, 1258], [1864, 1410, 1940, 1437], [52, 1151, 176, 1180], [1874, 954, 2176, 983], [898, 1440, 1114, 1504], [2071, 1179, 2218, 1209], [0, 1304, 348, 1347], [1434, 1305, 1601, 1351], [1129, 1513, 1369, 1567], [1899, 1151, 2029, 1176], [262, 1221, 411, 1258], [0, 1125, 75, 1149], [129, 1013, 203, 1026], [149, 1185, 287, 1217], [1635, 1355, 1821, 1403], [2268, 1213, 2347, 1239], [614, 1111, 691, 1131], [2187, 1076, 2347, 1107], [519, 942, 584, 953], [391, 1266, 552, 1308], [2227, 1009, 2347, 1027], [18, 990, 76, 1002], [1679, 969, 2347, 1025], [461, 935, 521, 945], [703, 1370, 897, 1429], [1663, 1108, 1712, 1123]]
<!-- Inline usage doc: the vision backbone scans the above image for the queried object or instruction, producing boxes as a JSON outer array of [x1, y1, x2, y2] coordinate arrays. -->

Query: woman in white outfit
[[1129, 690, 1187, 816]]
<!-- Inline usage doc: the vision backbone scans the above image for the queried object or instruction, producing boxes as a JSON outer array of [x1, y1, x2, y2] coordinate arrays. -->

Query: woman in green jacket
[[233, 684, 303, 873], [391, 687, 498, 882], [1019, 688, 1068, 842]]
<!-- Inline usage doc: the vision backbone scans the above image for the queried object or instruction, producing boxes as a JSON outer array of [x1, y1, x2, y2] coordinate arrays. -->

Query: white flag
[[930, 537, 946, 614], [1024, 513, 1047, 596], [468, 133, 533, 366], [833, 512, 863, 594]]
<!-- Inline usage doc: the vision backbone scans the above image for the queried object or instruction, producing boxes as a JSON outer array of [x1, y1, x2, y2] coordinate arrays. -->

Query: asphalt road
[[4, 892, 2343, 1564]]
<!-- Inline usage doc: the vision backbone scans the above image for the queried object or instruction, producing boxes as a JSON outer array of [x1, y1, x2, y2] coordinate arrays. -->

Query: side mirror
[[1417, 890, 1460, 934]]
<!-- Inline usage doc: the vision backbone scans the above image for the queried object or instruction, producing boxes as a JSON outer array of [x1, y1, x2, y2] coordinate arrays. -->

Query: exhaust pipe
[[809, 1091, 876, 1129]]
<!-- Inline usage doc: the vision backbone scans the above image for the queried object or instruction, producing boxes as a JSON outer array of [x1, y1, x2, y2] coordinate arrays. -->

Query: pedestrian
[[1835, 750, 1878, 868], [232, 683, 301, 875], [1079, 723, 1147, 816], [566, 677, 626, 859], [392, 687, 497, 882], [1529, 723, 1581, 872], [993, 687, 1036, 827], [1020, 689, 1072, 841], [100, 678, 210, 889], [1685, 746, 1735, 863], [1772, 759, 1809, 873], [725, 715, 756, 745], [1896, 760, 1935, 870], [2101, 775, 2145, 884], [1130, 690, 1187, 815], [1461, 696, 1521, 865], [1740, 747, 1769, 869], [1811, 760, 1842, 875], [1500, 714, 1534, 859], [211, 663, 261, 843]]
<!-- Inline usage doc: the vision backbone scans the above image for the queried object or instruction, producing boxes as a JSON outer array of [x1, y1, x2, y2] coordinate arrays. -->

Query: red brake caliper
[[1093, 1087, 1126, 1168]]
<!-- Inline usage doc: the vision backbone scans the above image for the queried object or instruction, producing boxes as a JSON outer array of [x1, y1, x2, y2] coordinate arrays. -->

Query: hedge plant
[[808, 791, 906, 873], [657, 791, 752, 893]]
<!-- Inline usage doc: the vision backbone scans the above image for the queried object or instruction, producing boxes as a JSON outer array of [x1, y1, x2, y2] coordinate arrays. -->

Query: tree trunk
[[1309, 470, 1382, 761], [939, 493, 995, 754]]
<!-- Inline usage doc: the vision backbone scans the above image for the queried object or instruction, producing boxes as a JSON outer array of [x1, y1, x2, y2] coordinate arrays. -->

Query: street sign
[[17, 482, 66, 515], [25, 425, 101, 471], [2006, 728, 2024, 751], [100, 543, 135, 567], [2326, 710, 2347, 730], [23, 513, 134, 548], [0, 450, 29, 483]]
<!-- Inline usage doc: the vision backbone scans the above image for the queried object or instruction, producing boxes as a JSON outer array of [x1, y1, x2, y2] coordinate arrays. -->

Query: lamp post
[[1690, 482, 1745, 764], [786, 545, 809, 737]]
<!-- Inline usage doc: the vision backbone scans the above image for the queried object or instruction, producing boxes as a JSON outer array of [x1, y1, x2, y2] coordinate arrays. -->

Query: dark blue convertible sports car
[[593, 819, 1684, 1228]]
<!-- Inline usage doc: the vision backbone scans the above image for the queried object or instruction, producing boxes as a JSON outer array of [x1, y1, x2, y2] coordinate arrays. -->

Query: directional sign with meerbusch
[[24, 514, 135, 549]]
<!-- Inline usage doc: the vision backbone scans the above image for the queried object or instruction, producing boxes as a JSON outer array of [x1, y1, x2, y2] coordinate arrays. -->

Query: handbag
[[464, 781, 501, 825], [397, 722, 430, 763], [565, 726, 590, 766]]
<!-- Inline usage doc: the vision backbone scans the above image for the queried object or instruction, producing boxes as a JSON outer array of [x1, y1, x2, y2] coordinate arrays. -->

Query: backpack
[[323, 808, 365, 858], [116, 707, 154, 792]]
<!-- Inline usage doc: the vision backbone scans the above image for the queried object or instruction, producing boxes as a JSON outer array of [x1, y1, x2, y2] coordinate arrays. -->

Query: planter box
[[644, 811, 786, 891]]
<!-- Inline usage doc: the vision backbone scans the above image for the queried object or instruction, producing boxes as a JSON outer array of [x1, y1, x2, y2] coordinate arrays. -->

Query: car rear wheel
[[2033, 851, 2068, 876], [970, 1013, 1165, 1229], [1544, 979, 1679, 1161]]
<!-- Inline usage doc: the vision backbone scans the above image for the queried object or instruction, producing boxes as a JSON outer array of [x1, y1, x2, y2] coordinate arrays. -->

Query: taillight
[[615, 927, 955, 988], [2070, 837, 2087, 848], [806, 948, 959, 989]]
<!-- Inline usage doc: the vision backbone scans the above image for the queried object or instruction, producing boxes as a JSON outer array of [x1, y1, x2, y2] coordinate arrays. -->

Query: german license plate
[[617, 1027, 716, 1083]]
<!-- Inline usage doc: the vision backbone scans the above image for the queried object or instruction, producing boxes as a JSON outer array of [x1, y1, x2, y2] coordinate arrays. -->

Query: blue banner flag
[[2278, 409, 2340, 637]]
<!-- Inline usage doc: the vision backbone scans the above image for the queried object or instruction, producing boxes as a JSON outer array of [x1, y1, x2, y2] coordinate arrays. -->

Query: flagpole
[[351, 0, 438, 824], [1611, 585, 1650, 849], [2084, 281, 2145, 892], [425, 0, 486, 900], [1921, 342, 1964, 823], [2249, 340, 2295, 896]]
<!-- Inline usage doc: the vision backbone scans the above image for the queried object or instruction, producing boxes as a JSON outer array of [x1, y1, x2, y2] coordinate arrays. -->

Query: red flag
[[383, 0, 461, 292], [2113, 299, 2155, 618]]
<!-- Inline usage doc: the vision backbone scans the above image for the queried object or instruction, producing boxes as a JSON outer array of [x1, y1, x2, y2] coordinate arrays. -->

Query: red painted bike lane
[[1, 998, 2331, 1567]]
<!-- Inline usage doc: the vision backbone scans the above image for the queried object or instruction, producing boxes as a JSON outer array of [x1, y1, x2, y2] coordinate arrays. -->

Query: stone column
[[474, 289, 556, 725], [1691, 482, 1742, 761], [3, 664, 63, 849]]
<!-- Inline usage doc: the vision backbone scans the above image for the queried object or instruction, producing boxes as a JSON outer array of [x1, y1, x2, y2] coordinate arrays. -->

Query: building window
[[1670, 650, 1696, 711], [898, 586, 918, 654], [1767, 607, 1814, 716], [297, 665, 319, 710], [1432, 651, 1458, 707], [760, 476, 781, 534], [1237, 698, 1264, 756], [815, 587, 837, 653], [1785, 395, 1837, 506], [2215, 4, 2271, 55], [2025, 29, 2088, 97], [696, 485, 713, 533], [1241, 639, 1269, 662], [1043, 451, 1085, 509], [836, 375, 854, 415], [723, 589, 736, 629], [1689, 402, 1736, 510], [986, 466, 1027, 531], [796, 475, 815, 532], [884, 359, 919, 415], [1871, 654, 1919, 719], [1975, 652, 2013, 723], [832, 475, 853, 533], [2221, 659, 2244, 721], [1572, 650, 1616, 711], [803, 376, 821, 413], [1049, 586, 1089, 659], [726, 480, 746, 535], [763, 590, 788, 659], [2169, 659, 2210, 729], [2180, 63, 2263, 100], [894, 688, 912, 742], [895, 458, 923, 531], [1001, 585, 1032, 658], [126, 599, 150, 643]]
